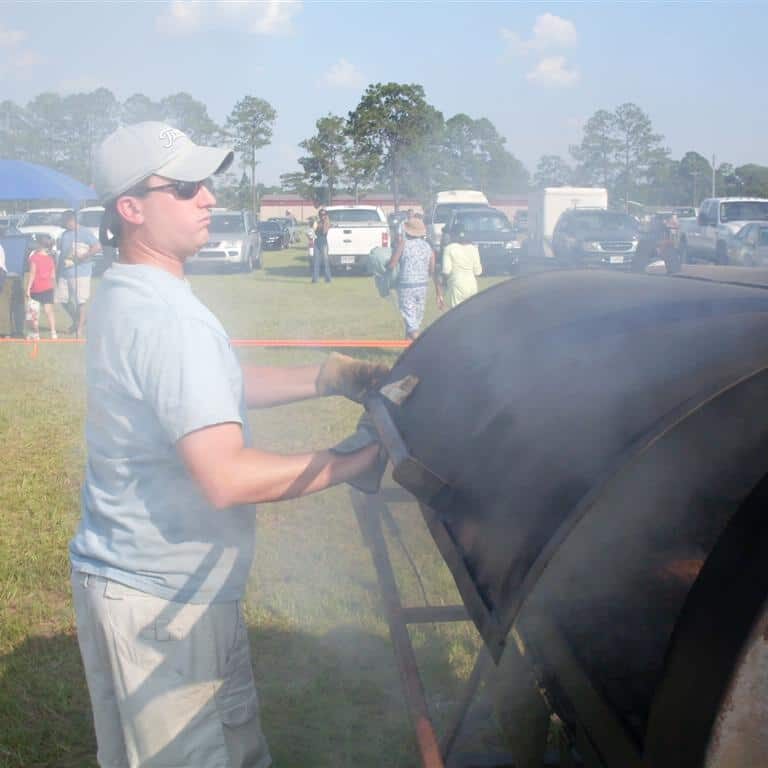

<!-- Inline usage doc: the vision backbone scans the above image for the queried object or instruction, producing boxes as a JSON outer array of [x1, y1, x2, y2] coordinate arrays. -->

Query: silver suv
[[189, 210, 262, 272]]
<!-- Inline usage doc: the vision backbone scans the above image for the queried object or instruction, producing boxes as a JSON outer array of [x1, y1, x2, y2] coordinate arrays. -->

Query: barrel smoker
[[366, 270, 768, 768]]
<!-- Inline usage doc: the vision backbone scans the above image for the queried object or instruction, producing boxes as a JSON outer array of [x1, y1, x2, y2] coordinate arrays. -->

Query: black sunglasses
[[136, 178, 214, 200]]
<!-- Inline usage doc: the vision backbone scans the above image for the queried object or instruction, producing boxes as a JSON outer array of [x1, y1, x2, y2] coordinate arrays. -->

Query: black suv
[[440, 207, 523, 274], [552, 209, 641, 268]]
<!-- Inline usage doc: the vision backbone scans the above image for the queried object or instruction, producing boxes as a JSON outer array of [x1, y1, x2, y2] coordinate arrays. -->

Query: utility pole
[[712, 153, 716, 197], [691, 170, 700, 207]]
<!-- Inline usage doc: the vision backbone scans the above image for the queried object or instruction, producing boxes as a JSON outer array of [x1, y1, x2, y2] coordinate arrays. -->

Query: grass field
[[0, 244, 509, 767]]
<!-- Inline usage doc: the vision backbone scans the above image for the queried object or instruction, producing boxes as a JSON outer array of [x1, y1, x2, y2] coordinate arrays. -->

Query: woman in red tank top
[[26, 235, 58, 339]]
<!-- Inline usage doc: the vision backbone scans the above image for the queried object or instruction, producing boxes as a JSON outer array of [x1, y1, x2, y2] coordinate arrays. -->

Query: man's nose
[[199, 183, 216, 207]]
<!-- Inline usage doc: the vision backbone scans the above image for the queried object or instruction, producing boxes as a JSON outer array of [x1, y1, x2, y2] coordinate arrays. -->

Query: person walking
[[312, 208, 331, 283], [25, 234, 58, 339], [57, 209, 100, 336], [386, 216, 437, 340], [70, 121, 389, 768], [440, 227, 483, 309]]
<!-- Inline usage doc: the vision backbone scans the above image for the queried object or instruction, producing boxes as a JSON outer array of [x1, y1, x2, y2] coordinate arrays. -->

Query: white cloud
[[501, 13, 577, 56], [526, 56, 580, 87], [320, 58, 364, 89], [0, 23, 25, 47], [158, 0, 302, 37], [156, 0, 204, 35], [244, 0, 302, 36]]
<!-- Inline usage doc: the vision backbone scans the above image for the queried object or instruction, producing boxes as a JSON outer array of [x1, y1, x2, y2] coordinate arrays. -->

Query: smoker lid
[[377, 270, 768, 658]]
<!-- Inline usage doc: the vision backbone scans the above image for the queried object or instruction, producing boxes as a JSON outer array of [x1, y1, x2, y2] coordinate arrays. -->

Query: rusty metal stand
[[350, 486, 515, 768]]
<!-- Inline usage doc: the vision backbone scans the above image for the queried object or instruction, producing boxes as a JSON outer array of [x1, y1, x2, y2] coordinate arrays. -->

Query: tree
[[533, 155, 572, 188], [122, 93, 163, 125], [279, 171, 321, 205], [160, 92, 220, 144], [438, 114, 528, 194], [347, 83, 442, 210], [225, 96, 277, 214], [298, 114, 346, 205], [612, 102, 667, 208], [341, 143, 378, 204], [570, 103, 667, 208], [570, 109, 619, 188], [679, 151, 713, 206], [733, 164, 768, 197]]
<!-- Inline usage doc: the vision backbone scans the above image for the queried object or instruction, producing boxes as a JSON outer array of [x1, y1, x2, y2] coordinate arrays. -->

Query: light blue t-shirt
[[69, 263, 255, 603], [59, 228, 99, 279]]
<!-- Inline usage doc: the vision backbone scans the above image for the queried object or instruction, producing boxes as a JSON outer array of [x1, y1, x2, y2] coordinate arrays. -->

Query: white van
[[428, 190, 489, 246]]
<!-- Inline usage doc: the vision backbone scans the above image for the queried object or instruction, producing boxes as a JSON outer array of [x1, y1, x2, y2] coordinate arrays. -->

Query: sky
[[1, 1, 767, 185]]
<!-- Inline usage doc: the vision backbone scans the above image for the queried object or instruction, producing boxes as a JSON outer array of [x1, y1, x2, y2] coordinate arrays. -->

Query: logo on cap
[[159, 127, 184, 149]]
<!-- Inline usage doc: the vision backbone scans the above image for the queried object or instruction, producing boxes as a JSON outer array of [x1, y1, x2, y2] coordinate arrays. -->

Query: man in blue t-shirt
[[69, 121, 389, 768], [57, 209, 100, 336]]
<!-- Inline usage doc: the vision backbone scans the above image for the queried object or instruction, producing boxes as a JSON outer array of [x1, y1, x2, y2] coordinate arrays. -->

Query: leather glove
[[315, 352, 390, 403]]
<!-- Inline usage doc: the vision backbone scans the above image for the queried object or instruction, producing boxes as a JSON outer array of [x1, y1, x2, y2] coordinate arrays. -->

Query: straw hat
[[403, 216, 426, 238]]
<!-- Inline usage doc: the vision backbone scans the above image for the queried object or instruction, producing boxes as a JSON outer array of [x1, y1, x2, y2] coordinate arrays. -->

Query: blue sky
[[1, 1, 767, 184]]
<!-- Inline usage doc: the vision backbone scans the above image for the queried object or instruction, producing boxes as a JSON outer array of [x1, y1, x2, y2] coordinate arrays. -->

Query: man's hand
[[64, 259, 75, 268], [315, 352, 390, 403]]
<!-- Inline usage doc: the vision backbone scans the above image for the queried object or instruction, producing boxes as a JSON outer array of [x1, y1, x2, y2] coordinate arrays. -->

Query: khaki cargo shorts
[[71, 572, 271, 768]]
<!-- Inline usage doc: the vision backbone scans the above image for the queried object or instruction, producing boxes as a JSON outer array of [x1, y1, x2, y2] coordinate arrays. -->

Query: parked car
[[17, 208, 68, 252], [188, 210, 261, 272], [440, 207, 523, 274], [259, 220, 289, 250], [268, 217, 295, 245], [727, 223, 768, 266], [678, 197, 768, 266], [552, 208, 641, 268], [428, 190, 490, 247], [325, 205, 389, 271]]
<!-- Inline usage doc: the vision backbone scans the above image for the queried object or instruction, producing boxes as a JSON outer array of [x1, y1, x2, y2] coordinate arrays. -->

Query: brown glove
[[315, 352, 390, 403]]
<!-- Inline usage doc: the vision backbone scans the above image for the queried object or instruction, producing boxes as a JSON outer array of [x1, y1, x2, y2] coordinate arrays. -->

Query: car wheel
[[716, 240, 729, 265], [665, 245, 682, 274]]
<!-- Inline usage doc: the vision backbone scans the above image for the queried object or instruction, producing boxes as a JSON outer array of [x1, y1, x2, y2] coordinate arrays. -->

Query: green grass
[[0, 245, 508, 767]]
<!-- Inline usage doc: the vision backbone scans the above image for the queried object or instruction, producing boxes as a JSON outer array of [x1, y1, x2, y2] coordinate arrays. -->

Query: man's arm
[[177, 422, 379, 508], [242, 364, 321, 408]]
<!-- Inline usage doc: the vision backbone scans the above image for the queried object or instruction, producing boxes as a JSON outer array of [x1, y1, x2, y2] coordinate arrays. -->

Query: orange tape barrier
[[0, 337, 409, 350]]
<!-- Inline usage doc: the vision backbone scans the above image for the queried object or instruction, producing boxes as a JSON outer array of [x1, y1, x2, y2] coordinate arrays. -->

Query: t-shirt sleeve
[[83, 230, 99, 247], [133, 315, 243, 443]]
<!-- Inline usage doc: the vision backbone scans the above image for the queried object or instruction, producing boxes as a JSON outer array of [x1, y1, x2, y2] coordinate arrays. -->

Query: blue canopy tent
[[0, 160, 97, 335], [0, 159, 96, 204]]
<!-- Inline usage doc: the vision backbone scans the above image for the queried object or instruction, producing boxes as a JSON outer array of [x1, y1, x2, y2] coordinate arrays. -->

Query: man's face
[[63, 216, 75, 231], [124, 175, 216, 260]]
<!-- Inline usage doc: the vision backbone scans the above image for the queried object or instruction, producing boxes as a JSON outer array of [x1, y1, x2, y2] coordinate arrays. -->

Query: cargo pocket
[[216, 615, 271, 768]]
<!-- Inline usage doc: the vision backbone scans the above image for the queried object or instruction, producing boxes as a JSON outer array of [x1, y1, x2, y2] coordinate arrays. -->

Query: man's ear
[[115, 195, 144, 226]]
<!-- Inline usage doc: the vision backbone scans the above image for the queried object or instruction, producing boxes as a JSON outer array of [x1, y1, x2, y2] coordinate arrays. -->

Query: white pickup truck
[[325, 205, 389, 271], [678, 197, 768, 265]]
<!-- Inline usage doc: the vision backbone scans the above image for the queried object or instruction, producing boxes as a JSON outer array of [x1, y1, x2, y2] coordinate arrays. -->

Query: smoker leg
[[492, 629, 551, 768]]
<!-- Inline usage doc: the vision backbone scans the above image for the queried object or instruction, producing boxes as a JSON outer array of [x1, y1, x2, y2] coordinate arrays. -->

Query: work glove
[[331, 412, 388, 494], [315, 352, 390, 403]]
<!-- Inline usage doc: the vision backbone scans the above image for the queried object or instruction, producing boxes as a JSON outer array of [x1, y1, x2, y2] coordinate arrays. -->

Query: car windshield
[[720, 201, 768, 223], [674, 207, 696, 218], [434, 203, 489, 224], [760, 228, 768, 246], [211, 214, 245, 233], [456, 212, 510, 232], [327, 209, 382, 224], [22, 211, 65, 226], [568, 212, 638, 232], [259, 222, 281, 231], [78, 211, 103, 227]]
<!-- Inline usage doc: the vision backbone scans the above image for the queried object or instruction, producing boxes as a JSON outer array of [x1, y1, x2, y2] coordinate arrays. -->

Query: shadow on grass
[[0, 621, 481, 768]]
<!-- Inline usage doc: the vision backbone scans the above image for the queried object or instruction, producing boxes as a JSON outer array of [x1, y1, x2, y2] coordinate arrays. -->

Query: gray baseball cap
[[93, 121, 234, 203]]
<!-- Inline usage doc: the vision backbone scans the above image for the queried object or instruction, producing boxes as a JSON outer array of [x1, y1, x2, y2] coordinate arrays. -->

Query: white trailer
[[528, 187, 608, 258]]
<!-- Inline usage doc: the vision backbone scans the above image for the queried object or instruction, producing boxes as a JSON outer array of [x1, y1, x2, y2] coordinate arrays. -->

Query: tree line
[[534, 102, 768, 208], [283, 82, 529, 210], [0, 89, 276, 210], [3, 87, 767, 214]]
